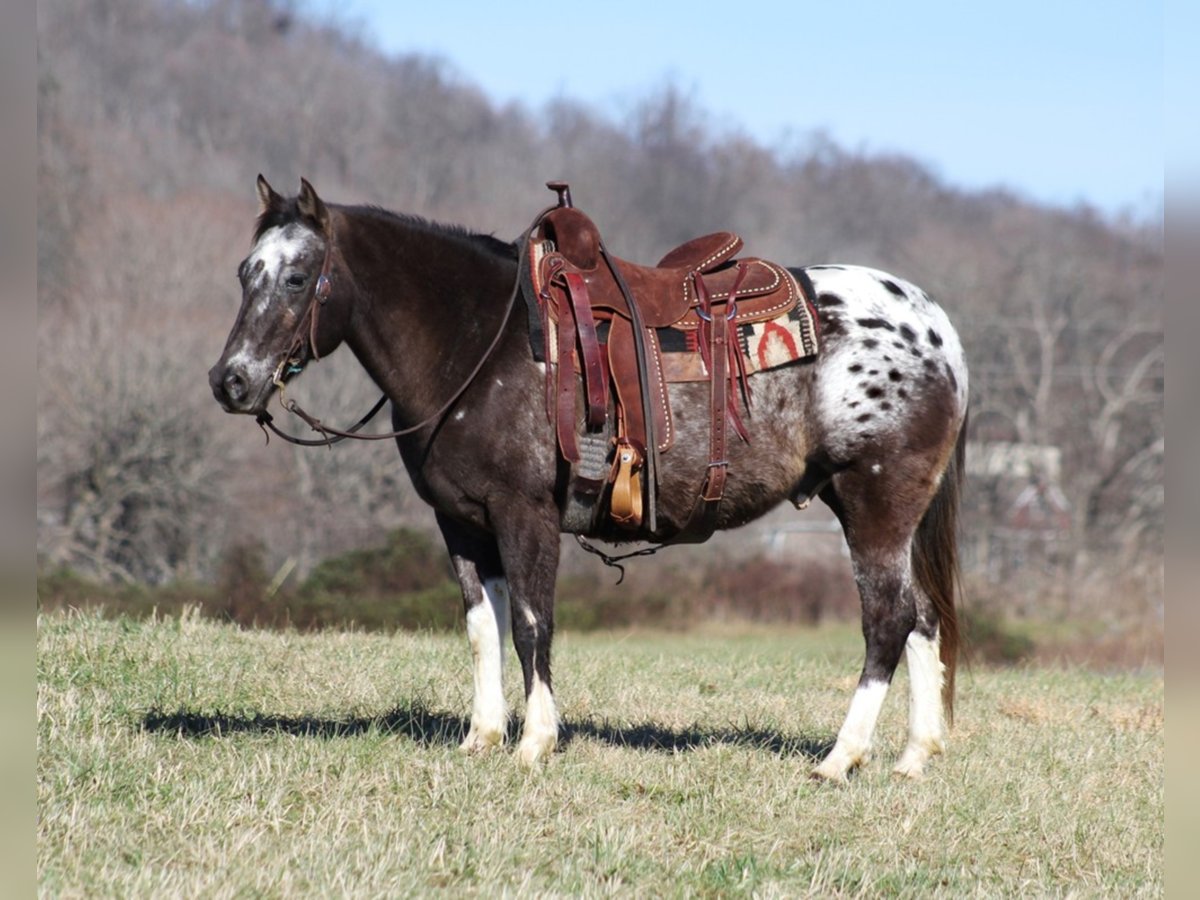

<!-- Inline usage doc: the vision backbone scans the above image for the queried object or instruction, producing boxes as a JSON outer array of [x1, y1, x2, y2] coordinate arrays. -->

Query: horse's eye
[[285, 273, 308, 290]]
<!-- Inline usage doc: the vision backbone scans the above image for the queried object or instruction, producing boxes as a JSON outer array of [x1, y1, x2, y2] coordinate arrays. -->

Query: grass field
[[38, 609, 1162, 897]]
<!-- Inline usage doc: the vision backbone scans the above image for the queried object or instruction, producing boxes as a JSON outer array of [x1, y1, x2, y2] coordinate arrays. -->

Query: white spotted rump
[[805, 265, 968, 460]]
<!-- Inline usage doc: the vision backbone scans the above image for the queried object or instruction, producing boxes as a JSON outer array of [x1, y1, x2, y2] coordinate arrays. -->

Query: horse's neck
[[341, 213, 515, 425]]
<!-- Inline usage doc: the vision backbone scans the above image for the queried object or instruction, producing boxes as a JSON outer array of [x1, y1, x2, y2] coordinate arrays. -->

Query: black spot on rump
[[816, 292, 845, 307], [927, 328, 943, 347], [879, 278, 906, 297], [863, 338, 879, 349], [856, 317, 896, 331], [897, 387, 908, 399], [945, 363, 959, 392], [922, 357, 937, 371], [880, 401, 892, 411], [856, 412, 873, 422], [820, 315, 845, 337], [888, 369, 903, 382], [898, 323, 917, 342], [848, 363, 863, 373], [866, 386, 885, 399]]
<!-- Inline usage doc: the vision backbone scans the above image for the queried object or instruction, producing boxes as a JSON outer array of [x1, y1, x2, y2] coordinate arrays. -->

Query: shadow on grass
[[560, 719, 833, 761], [140, 703, 833, 760]]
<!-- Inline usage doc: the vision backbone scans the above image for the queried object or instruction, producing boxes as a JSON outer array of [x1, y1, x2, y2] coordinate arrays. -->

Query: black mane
[[253, 199, 517, 261]]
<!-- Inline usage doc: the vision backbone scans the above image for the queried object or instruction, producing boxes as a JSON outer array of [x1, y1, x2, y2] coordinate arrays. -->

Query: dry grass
[[38, 609, 1162, 897]]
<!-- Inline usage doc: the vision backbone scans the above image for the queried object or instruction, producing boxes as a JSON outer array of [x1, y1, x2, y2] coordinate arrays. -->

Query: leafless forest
[[37, 0, 1163, 635]]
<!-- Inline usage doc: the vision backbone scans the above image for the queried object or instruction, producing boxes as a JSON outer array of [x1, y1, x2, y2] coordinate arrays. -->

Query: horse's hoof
[[893, 742, 941, 779], [892, 762, 926, 780], [516, 734, 557, 767], [459, 727, 504, 754], [811, 744, 870, 784], [809, 766, 850, 786]]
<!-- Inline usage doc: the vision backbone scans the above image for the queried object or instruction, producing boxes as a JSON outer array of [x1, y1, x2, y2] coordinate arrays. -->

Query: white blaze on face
[[246, 223, 318, 308], [225, 223, 322, 381]]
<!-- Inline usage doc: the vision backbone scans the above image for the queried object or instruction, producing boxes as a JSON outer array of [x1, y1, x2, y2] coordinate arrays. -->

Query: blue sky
[[305, 1, 1167, 220]]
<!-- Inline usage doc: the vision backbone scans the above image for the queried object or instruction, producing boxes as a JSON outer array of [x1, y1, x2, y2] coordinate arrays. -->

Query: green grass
[[38, 609, 1162, 897]]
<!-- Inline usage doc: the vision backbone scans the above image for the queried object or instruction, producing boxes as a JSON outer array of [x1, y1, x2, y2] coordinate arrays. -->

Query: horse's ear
[[297, 177, 331, 234], [256, 174, 284, 213]]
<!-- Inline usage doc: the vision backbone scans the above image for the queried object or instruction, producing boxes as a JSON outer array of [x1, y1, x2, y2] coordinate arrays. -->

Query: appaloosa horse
[[209, 176, 969, 782]]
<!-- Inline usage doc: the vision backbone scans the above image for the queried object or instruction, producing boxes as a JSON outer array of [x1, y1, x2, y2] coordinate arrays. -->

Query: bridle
[[255, 213, 542, 447]]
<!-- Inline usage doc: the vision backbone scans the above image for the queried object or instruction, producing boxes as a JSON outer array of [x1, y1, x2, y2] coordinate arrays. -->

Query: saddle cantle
[[524, 181, 817, 541]]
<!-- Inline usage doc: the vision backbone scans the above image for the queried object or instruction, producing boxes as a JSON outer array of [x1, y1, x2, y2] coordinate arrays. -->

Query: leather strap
[[275, 226, 336, 375], [554, 287, 581, 463], [606, 316, 647, 457], [561, 271, 608, 429], [699, 274, 730, 505], [674, 262, 750, 542], [599, 243, 660, 533]]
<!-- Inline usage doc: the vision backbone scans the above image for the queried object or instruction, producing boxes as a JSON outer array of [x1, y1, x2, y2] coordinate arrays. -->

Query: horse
[[209, 176, 969, 782]]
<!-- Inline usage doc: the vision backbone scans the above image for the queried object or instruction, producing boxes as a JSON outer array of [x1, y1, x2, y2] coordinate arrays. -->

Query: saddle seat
[[526, 182, 807, 540], [537, 205, 796, 329]]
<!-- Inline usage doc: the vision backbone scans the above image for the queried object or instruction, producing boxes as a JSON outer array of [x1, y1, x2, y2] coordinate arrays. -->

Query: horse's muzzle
[[209, 361, 258, 413]]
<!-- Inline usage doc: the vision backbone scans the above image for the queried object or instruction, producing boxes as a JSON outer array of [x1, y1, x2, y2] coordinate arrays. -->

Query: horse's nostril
[[223, 370, 248, 403]]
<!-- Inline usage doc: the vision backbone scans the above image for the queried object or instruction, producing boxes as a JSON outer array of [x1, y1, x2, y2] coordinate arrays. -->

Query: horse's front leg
[[493, 506, 562, 767], [437, 513, 510, 753]]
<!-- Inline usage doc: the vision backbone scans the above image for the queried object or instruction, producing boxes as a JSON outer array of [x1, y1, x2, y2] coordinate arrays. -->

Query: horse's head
[[209, 175, 345, 415]]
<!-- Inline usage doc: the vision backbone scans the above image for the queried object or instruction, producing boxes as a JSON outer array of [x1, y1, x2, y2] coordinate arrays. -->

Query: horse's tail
[[912, 408, 967, 725]]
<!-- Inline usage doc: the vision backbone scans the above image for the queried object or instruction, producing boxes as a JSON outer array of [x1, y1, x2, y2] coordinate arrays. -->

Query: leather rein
[[255, 215, 540, 448]]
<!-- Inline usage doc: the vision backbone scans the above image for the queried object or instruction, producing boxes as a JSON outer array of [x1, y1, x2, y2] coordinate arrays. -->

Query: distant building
[[966, 441, 1061, 483], [1005, 481, 1071, 535], [964, 441, 1073, 585]]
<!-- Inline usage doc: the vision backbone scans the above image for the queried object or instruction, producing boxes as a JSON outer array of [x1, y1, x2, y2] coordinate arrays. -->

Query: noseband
[[256, 215, 540, 447]]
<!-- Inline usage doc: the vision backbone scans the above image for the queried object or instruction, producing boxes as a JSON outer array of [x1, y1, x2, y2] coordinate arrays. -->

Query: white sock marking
[[895, 630, 946, 778], [518, 672, 559, 766], [461, 577, 510, 751], [815, 680, 890, 782]]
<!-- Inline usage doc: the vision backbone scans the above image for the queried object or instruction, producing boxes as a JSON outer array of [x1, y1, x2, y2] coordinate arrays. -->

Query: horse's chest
[[394, 383, 558, 524]]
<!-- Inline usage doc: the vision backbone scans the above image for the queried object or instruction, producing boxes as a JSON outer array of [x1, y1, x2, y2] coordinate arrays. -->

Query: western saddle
[[525, 182, 809, 541]]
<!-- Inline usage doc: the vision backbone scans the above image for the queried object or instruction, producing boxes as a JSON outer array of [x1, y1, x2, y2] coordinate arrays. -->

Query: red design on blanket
[[756, 320, 799, 369]]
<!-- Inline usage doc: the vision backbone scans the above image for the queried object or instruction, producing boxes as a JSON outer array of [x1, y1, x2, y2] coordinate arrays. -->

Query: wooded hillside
[[37, 0, 1162, 623]]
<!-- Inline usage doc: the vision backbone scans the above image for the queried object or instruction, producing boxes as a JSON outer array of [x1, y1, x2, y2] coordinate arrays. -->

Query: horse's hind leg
[[893, 623, 945, 779], [812, 466, 945, 783], [437, 513, 510, 753]]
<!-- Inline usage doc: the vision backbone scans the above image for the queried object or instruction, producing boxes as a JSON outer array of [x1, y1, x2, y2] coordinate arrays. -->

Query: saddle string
[[572, 534, 664, 584]]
